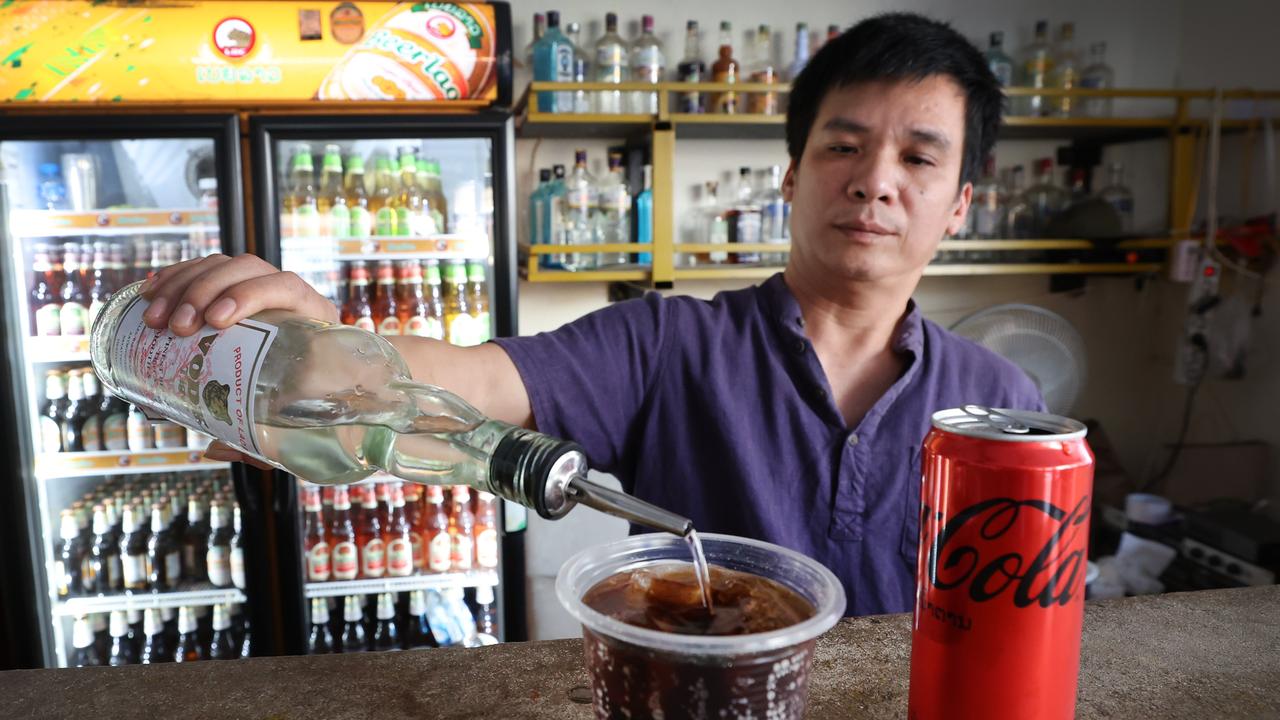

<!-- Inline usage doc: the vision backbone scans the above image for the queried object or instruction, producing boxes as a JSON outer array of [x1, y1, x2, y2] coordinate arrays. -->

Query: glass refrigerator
[[0, 114, 264, 667]]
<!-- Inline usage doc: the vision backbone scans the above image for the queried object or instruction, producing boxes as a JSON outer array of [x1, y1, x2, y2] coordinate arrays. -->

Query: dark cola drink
[[579, 562, 819, 720]]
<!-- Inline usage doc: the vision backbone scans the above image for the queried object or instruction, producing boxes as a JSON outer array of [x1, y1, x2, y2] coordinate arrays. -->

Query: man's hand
[[140, 254, 339, 337]]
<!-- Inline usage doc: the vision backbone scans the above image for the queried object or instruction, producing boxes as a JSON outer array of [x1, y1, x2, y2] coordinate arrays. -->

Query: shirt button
[[793, 340, 806, 355], [847, 433, 860, 447], [796, 316, 805, 328]]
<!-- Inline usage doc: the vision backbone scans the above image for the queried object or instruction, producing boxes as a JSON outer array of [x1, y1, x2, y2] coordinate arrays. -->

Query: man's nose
[[847, 149, 898, 203]]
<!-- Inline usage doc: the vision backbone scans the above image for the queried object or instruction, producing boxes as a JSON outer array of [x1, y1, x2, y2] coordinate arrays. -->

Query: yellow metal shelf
[[924, 263, 1162, 276]]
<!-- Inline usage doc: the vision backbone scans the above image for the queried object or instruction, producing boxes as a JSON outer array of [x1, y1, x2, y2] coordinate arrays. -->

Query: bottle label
[[331, 541, 358, 580], [303, 543, 329, 582], [103, 413, 128, 450], [410, 532, 425, 570], [376, 316, 401, 336], [39, 417, 62, 453], [126, 413, 153, 450], [60, 302, 88, 336], [154, 423, 187, 448], [82, 415, 102, 452], [231, 546, 247, 588], [428, 532, 451, 572], [386, 537, 412, 576], [107, 294, 277, 457], [451, 533, 474, 571], [349, 206, 373, 238], [164, 551, 181, 588], [327, 204, 351, 238], [209, 545, 233, 586], [361, 538, 386, 577], [403, 315, 433, 337], [353, 316, 376, 333], [374, 207, 397, 236], [35, 303, 61, 336], [476, 528, 498, 569], [631, 48, 663, 81], [122, 553, 147, 589]]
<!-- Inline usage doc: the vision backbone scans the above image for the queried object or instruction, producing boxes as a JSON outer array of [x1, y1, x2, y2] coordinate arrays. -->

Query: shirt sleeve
[[489, 292, 671, 474]]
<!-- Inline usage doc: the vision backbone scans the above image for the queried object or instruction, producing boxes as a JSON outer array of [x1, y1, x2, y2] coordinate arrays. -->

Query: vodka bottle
[[564, 22, 591, 114], [531, 11, 574, 113], [545, 165, 569, 269], [1096, 162, 1135, 234], [985, 32, 1014, 88], [972, 156, 1002, 240], [701, 181, 730, 265], [563, 150, 598, 270], [90, 282, 691, 534], [596, 152, 632, 267], [1016, 21, 1054, 117], [1051, 23, 1080, 117], [593, 13, 629, 114], [1025, 158, 1069, 238], [748, 25, 778, 114], [629, 15, 665, 115], [787, 23, 810, 82], [676, 21, 706, 113], [1004, 165, 1035, 240], [757, 166, 789, 264], [529, 169, 550, 265], [1079, 42, 1115, 117]]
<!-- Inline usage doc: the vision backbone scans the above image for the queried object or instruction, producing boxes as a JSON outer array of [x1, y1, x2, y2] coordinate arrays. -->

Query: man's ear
[[945, 182, 973, 237], [782, 160, 797, 203]]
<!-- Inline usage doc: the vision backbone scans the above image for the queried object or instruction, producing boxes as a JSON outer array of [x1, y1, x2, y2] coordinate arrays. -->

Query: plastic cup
[[556, 533, 846, 720]]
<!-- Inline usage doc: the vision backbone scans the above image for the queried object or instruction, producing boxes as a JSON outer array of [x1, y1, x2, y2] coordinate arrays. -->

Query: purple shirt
[[494, 274, 1045, 616]]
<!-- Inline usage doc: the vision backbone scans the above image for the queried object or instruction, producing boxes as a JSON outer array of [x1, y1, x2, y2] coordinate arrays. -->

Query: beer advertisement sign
[[0, 1, 503, 103]]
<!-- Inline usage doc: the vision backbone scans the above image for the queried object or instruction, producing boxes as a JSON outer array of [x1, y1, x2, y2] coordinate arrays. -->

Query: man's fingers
[[141, 255, 232, 330], [165, 255, 286, 336], [207, 271, 340, 327]]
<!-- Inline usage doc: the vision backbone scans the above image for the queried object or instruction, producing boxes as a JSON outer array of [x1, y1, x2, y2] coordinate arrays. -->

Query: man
[[142, 13, 1042, 616]]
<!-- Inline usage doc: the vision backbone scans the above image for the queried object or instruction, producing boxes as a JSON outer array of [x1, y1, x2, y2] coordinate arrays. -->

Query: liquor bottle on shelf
[[31, 242, 62, 336], [788, 23, 811, 82], [207, 500, 234, 587], [139, 608, 168, 664], [1097, 162, 1135, 234], [630, 14, 665, 115], [183, 495, 209, 583], [757, 165, 789, 264], [636, 165, 654, 265], [40, 370, 68, 453], [87, 242, 113, 331], [385, 483, 414, 578], [372, 260, 401, 336], [593, 12, 628, 114], [1026, 158, 1070, 238], [727, 167, 763, 264], [563, 149, 598, 271], [108, 610, 134, 666], [72, 616, 100, 667], [596, 151, 631, 267], [696, 180, 731, 265], [1004, 165, 1035, 240], [748, 24, 778, 115], [318, 144, 350, 239], [357, 484, 386, 579], [563, 22, 592, 116], [544, 165, 569, 269], [523, 12, 544, 68], [146, 501, 180, 591], [119, 504, 149, 592], [372, 592, 400, 651], [174, 606, 207, 663], [341, 261, 376, 332], [56, 509, 86, 598], [1016, 21, 1054, 117], [985, 32, 1014, 88], [1051, 23, 1080, 117], [329, 485, 358, 581], [531, 11, 575, 113], [344, 154, 373, 239], [309, 598, 335, 654], [1079, 42, 1115, 117], [209, 604, 238, 660], [339, 595, 367, 653], [711, 22, 740, 114], [676, 21, 706, 113], [529, 168, 551, 250], [972, 156, 1002, 243], [449, 486, 475, 573], [474, 491, 499, 570]]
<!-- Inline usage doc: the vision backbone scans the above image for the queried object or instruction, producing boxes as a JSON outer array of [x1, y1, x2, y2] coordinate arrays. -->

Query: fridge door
[[251, 112, 518, 653], [0, 115, 260, 668]]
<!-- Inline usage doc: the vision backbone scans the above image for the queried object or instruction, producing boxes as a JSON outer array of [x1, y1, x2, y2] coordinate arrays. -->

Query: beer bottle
[[146, 239, 164, 280], [371, 592, 400, 651], [31, 242, 62, 336], [173, 606, 207, 662], [229, 504, 247, 590], [99, 379, 129, 451], [55, 510, 86, 598], [395, 147, 429, 236], [421, 260, 447, 340], [59, 242, 90, 336], [126, 403, 154, 451], [321, 486, 335, 529], [126, 609, 144, 659], [283, 144, 320, 240], [344, 154, 373, 239], [404, 485, 425, 572], [317, 144, 349, 238], [475, 584, 499, 643], [40, 370, 68, 453], [92, 611, 111, 660], [146, 501, 180, 591], [370, 155, 399, 236], [139, 608, 169, 664], [371, 260, 400, 336], [61, 370, 89, 452], [208, 500, 234, 587], [308, 598, 335, 654], [101, 501, 123, 592], [183, 495, 209, 583], [384, 483, 414, 578], [405, 589, 434, 649], [424, 485, 451, 574], [357, 485, 385, 579], [448, 486, 475, 572], [301, 487, 331, 583], [209, 604, 237, 660], [421, 158, 449, 234], [330, 486, 359, 582], [339, 595, 367, 653], [119, 504, 149, 591], [238, 613, 253, 659], [108, 610, 135, 666], [340, 261, 376, 332], [80, 369, 104, 452], [71, 616, 100, 667], [465, 262, 491, 344], [474, 491, 499, 570], [86, 505, 119, 594], [87, 242, 113, 330], [441, 261, 475, 346], [396, 261, 428, 337], [196, 602, 212, 648], [153, 420, 187, 449]]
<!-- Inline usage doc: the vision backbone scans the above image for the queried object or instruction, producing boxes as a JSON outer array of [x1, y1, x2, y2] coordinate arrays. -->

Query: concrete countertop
[[2, 585, 1276, 719]]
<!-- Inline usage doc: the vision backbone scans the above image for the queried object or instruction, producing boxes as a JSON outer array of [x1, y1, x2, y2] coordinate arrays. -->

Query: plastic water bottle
[[39, 163, 67, 210]]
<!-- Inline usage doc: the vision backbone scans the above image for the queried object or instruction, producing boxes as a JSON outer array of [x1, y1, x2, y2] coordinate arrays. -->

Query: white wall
[[507, 0, 1280, 640]]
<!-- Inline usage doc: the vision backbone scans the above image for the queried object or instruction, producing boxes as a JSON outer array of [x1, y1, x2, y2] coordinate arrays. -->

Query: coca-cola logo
[[925, 495, 1089, 608]]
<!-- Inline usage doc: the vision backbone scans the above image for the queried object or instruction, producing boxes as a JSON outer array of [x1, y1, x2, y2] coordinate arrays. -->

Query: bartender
[[140, 12, 1043, 616]]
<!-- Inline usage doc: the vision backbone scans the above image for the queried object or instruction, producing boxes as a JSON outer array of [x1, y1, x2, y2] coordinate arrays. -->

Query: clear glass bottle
[[1016, 20, 1054, 117], [757, 166, 789, 264], [1025, 158, 1069, 238], [636, 165, 653, 265], [564, 22, 591, 114], [593, 12, 629, 114], [1004, 164, 1035, 240], [1051, 23, 1080, 117], [788, 23, 811, 82], [1079, 42, 1115, 117], [972, 156, 1002, 242], [630, 15, 665, 115], [91, 282, 692, 534], [702, 181, 731, 265], [727, 167, 762, 264], [595, 152, 631, 267], [748, 25, 778, 115], [531, 11, 574, 113], [1097, 161, 1135, 234], [985, 32, 1014, 88], [563, 150, 598, 271], [529, 168, 551, 266], [545, 164, 569, 269], [676, 21, 706, 113]]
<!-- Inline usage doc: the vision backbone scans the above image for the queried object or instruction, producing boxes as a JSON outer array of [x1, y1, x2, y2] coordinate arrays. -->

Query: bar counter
[[3, 585, 1276, 719]]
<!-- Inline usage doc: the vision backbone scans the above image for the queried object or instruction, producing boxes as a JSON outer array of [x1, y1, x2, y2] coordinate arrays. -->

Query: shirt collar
[[759, 271, 925, 356]]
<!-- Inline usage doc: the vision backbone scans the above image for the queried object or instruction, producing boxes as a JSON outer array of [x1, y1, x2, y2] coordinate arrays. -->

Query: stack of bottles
[[305, 586, 498, 655], [335, 258, 490, 346], [70, 602, 252, 667], [983, 20, 1117, 118], [679, 165, 790, 267]]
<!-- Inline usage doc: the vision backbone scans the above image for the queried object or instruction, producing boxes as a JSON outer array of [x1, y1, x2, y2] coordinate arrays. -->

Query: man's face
[[784, 76, 972, 284]]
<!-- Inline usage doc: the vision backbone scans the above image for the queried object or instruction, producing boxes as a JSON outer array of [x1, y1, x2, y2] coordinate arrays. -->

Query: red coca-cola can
[[908, 406, 1094, 720]]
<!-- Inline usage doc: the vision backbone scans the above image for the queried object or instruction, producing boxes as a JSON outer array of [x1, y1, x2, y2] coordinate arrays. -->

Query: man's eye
[[906, 156, 934, 166], [829, 145, 856, 155]]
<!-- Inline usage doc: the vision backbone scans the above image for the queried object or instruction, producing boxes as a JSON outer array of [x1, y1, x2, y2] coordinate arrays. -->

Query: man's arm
[[386, 337, 532, 428]]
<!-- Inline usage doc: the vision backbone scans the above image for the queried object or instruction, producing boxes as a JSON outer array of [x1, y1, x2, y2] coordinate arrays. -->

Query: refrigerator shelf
[[9, 208, 219, 238], [36, 449, 227, 480], [326, 234, 489, 260], [303, 570, 499, 599], [24, 335, 91, 363], [54, 586, 247, 616]]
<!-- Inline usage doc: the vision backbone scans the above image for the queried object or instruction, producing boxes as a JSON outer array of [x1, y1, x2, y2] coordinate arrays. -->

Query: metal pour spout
[[564, 475, 693, 537]]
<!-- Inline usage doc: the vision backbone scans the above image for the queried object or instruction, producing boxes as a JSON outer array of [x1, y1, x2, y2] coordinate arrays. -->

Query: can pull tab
[[961, 405, 1030, 434]]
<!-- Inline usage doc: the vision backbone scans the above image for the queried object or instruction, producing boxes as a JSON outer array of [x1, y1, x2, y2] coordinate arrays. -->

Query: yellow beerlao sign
[[0, 1, 502, 103]]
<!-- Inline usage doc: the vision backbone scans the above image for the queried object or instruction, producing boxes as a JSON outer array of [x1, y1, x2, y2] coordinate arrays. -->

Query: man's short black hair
[[785, 12, 1004, 187]]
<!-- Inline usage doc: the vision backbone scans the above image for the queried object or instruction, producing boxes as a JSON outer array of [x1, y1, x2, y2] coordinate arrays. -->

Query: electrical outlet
[[1172, 254, 1220, 385]]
